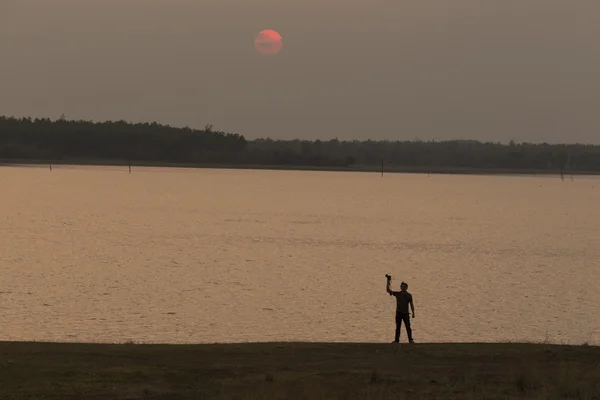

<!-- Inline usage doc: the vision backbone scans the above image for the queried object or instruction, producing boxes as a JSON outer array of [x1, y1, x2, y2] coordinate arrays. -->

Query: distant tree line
[[248, 138, 600, 171], [1, 116, 600, 171], [0, 116, 245, 163]]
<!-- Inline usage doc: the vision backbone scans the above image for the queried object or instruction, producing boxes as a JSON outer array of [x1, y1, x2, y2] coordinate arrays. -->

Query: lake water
[[1, 165, 599, 345]]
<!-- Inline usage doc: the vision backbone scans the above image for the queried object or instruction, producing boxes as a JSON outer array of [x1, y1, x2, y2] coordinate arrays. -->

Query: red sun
[[254, 29, 283, 56]]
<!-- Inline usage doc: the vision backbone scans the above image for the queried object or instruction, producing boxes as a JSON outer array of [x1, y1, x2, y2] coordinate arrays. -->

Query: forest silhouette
[[1, 116, 600, 172]]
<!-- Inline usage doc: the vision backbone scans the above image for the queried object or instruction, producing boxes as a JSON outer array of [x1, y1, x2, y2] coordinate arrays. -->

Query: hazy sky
[[1, 0, 598, 143]]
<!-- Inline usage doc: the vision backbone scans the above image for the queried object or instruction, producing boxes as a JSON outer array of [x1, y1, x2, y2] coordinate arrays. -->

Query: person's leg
[[394, 312, 402, 342], [402, 313, 413, 342]]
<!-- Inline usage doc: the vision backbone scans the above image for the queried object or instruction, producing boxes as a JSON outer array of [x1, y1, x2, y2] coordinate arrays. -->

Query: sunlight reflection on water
[[1, 165, 599, 345]]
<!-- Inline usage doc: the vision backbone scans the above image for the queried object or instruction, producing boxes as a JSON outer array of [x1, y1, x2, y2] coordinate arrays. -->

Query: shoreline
[[2, 158, 599, 176], [0, 341, 597, 399]]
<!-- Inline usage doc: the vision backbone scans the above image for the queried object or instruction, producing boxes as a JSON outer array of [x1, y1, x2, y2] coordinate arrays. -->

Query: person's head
[[400, 282, 408, 292]]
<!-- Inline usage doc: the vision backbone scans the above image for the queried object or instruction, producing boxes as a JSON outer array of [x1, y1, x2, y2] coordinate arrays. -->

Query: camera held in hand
[[385, 274, 391, 280]]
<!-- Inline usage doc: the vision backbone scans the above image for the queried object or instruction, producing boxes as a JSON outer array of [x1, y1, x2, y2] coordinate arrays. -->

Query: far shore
[[0, 341, 598, 399], [2, 158, 599, 177]]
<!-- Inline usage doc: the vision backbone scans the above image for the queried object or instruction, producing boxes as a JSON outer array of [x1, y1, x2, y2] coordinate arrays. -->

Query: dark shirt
[[392, 291, 412, 314]]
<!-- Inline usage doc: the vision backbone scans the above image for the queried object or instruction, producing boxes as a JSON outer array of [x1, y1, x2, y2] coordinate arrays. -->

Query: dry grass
[[0, 341, 599, 399]]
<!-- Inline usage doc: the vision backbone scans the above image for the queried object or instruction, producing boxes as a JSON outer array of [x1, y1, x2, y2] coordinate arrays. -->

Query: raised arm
[[386, 279, 393, 295]]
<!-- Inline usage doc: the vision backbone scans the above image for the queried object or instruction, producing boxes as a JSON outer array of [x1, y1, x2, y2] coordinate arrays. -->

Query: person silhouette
[[386, 277, 415, 343]]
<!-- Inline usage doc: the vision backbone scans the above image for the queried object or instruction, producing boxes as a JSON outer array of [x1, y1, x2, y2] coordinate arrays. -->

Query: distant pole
[[560, 166, 564, 181], [128, 162, 131, 174], [49, 164, 52, 171], [381, 159, 384, 177]]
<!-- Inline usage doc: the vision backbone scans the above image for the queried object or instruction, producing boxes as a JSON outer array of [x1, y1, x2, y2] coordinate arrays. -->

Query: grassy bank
[[0, 342, 598, 399], [2, 158, 600, 176]]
